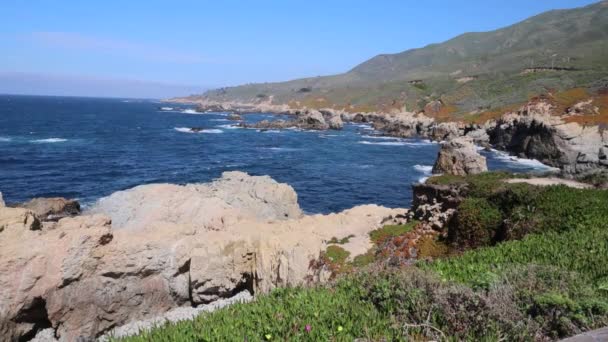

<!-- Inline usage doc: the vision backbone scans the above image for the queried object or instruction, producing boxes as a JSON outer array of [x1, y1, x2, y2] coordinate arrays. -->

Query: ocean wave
[[261, 130, 282, 134], [489, 149, 559, 170], [361, 135, 400, 140], [181, 109, 200, 114], [359, 141, 407, 146], [31, 138, 68, 143], [210, 119, 229, 122], [261, 147, 300, 152], [413, 165, 433, 173], [217, 124, 240, 129], [0, 137, 11, 142], [174, 127, 223, 134]]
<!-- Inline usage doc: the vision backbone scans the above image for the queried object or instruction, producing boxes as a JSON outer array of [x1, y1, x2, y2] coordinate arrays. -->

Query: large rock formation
[[432, 137, 488, 176], [489, 101, 608, 174], [0, 172, 405, 340]]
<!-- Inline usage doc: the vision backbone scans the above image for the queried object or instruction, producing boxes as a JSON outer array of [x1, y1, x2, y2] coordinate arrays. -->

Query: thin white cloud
[[26, 31, 216, 64]]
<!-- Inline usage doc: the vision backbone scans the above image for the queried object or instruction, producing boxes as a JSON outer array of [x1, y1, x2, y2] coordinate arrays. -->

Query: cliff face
[[489, 101, 608, 173]]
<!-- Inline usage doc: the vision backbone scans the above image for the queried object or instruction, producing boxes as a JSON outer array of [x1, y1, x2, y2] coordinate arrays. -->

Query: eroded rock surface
[[432, 137, 488, 176], [18, 197, 81, 222], [0, 172, 405, 341]]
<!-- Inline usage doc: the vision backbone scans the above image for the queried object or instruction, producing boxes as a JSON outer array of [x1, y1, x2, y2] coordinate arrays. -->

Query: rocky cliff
[[0, 172, 405, 340]]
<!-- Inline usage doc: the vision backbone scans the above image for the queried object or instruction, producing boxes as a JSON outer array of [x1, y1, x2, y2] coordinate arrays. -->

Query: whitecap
[[32, 138, 67, 143], [181, 109, 200, 114], [361, 135, 400, 140], [358, 141, 407, 146], [0, 137, 11, 142], [217, 124, 240, 129], [261, 130, 282, 134], [160, 107, 174, 111], [261, 147, 300, 152], [210, 119, 229, 122], [174, 127, 223, 134]]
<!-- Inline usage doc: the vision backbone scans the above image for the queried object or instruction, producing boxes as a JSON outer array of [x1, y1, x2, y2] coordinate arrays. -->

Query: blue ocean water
[[0, 95, 552, 213]]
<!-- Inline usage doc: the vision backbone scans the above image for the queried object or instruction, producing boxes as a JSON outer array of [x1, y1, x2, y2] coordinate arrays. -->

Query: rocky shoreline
[[174, 98, 608, 175], [0, 172, 407, 340]]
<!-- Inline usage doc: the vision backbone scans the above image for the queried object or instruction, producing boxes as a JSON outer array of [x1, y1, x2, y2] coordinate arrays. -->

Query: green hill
[[186, 1, 608, 118]]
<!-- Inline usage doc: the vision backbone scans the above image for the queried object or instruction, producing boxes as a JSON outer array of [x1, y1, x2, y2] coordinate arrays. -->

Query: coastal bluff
[[0, 172, 406, 340]]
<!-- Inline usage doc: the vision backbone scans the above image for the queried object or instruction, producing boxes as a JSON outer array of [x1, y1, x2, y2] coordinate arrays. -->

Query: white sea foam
[[261, 147, 300, 152], [413, 165, 433, 173], [0, 137, 11, 142], [361, 135, 400, 140], [413, 164, 434, 183], [217, 124, 240, 129], [359, 141, 407, 146], [160, 107, 174, 111], [489, 149, 559, 170], [210, 119, 229, 122], [174, 127, 223, 134], [261, 130, 282, 134], [181, 109, 200, 114], [32, 138, 67, 143]]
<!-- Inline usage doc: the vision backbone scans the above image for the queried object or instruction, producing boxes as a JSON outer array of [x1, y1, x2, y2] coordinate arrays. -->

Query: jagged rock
[[488, 100, 608, 174], [319, 108, 344, 130], [296, 110, 329, 130], [430, 122, 465, 141], [0, 173, 405, 340], [227, 113, 242, 121], [18, 198, 80, 222], [432, 137, 488, 176], [372, 112, 435, 138], [0, 206, 41, 233], [465, 127, 490, 146], [412, 182, 467, 230]]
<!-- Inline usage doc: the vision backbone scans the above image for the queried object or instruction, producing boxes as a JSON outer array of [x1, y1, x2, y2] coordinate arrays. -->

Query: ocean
[[0, 95, 554, 213]]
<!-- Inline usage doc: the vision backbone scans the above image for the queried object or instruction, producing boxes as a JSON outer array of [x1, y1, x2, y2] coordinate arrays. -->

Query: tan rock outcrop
[[433, 137, 488, 176], [0, 173, 405, 340], [18, 197, 81, 222]]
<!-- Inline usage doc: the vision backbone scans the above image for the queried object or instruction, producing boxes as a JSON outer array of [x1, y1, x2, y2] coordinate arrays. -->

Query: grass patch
[[116, 285, 401, 342], [323, 245, 350, 264], [369, 221, 418, 245]]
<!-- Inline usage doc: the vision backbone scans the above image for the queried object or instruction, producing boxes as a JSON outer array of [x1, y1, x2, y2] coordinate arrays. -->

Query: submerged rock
[[227, 113, 243, 121], [432, 137, 488, 176]]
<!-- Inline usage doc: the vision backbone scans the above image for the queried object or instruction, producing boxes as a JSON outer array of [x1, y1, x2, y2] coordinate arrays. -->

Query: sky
[[0, 0, 599, 98]]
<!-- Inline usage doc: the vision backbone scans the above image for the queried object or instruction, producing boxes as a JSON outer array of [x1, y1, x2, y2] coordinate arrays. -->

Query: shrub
[[449, 197, 503, 248]]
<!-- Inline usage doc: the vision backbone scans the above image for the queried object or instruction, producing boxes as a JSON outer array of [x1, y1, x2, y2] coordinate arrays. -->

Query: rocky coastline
[[175, 98, 608, 176], [0, 172, 407, 340]]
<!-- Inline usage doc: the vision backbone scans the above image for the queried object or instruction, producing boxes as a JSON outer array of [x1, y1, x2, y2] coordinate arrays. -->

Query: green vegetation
[[120, 172, 608, 340], [369, 221, 418, 245], [327, 234, 355, 245], [323, 245, 350, 265]]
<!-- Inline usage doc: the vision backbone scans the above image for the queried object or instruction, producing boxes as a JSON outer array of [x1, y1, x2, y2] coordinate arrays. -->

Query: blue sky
[[0, 0, 598, 98]]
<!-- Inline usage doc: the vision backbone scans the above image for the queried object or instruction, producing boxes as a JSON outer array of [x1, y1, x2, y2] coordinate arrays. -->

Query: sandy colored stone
[[0, 173, 405, 340], [433, 137, 488, 176]]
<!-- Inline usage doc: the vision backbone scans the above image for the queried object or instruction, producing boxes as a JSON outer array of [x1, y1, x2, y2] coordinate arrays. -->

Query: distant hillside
[[182, 1, 608, 119]]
